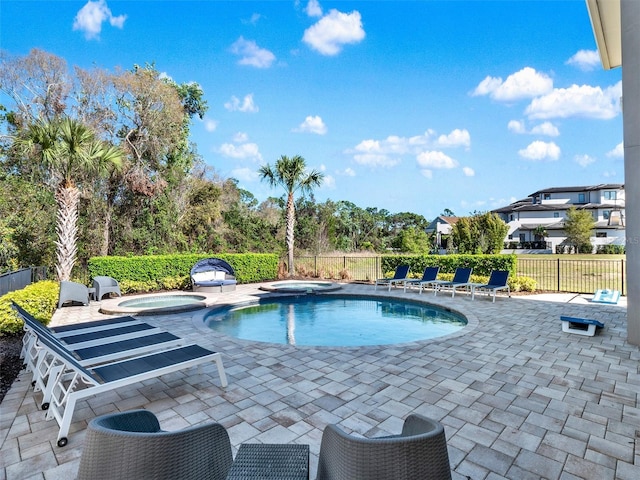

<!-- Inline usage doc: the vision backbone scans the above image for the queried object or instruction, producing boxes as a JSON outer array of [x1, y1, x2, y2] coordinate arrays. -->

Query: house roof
[[529, 184, 624, 197], [586, 0, 622, 70]]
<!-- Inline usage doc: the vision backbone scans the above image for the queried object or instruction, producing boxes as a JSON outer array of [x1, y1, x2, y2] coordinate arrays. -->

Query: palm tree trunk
[[286, 192, 295, 276], [54, 185, 80, 281]]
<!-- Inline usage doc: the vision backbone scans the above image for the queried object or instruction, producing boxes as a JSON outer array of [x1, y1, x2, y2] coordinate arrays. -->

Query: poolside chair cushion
[[191, 258, 237, 292]]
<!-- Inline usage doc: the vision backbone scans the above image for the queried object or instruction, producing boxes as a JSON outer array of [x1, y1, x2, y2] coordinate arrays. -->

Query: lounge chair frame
[[13, 304, 228, 447], [375, 265, 410, 291], [471, 270, 511, 302], [434, 267, 473, 297], [400, 266, 441, 293]]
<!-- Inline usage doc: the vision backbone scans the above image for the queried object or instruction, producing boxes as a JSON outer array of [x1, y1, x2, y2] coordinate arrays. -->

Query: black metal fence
[[294, 256, 626, 295], [0, 266, 49, 296], [516, 258, 625, 295]]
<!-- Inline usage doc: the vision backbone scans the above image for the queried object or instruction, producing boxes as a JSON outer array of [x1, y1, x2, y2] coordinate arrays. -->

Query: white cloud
[[509, 119, 559, 136], [303, 9, 365, 56], [353, 153, 400, 168], [574, 154, 596, 167], [472, 67, 553, 101], [421, 169, 433, 179], [566, 50, 601, 71], [230, 167, 260, 182], [508, 120, 526, 134], [306, 0, 323, 17], [416, 151, 458, 169], [340, 167, 356, 176], [462, 166, 475, 177], [73, 0, 126, 40], [204, 119, 218, 132], [233, 132, 249, 143], [530, 122, 560, 137], [243, 13, 263, 25], [525, 81, 621, 120], [607, 142, 624, 158], [518, 141, 561, 161], [293, 115, 327, 135], [322, 174, 335, 188], [218, 142, 263, 162], [230, 36, 275, 68], [224, 94, 259, 113], [436, 129, 471, 148], [348, 128, 468, 167]]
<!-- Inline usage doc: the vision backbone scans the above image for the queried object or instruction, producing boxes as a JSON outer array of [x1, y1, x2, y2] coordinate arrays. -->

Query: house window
[[603, 210, 611, 219], [519, 234, 525, 243], [544, 193, 551, 200], [509, 214, 514, 221], [553, 212, 559, 218], [604, 191, 618, 200], [578, 193, 586, 203], [596, 232, 607, 238]]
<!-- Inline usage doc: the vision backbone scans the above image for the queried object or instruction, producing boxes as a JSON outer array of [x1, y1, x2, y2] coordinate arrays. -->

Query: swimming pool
[[259, 281, 342, 293], [202, 295, 466, 346]]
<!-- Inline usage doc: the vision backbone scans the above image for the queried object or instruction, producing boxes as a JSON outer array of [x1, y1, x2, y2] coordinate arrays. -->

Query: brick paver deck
[[1, 283, 638, 479]]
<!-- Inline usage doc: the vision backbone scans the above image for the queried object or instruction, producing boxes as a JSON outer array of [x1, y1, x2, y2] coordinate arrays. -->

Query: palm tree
[[259, 155, 324, 277], [16, 117, 123, 281]]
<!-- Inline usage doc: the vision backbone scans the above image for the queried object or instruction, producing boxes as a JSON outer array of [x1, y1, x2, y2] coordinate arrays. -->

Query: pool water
[[204, 295, 466, 346], [119, 294, 207, 308]]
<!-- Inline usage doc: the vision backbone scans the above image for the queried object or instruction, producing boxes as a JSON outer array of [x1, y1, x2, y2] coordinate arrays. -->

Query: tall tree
[[564, 207, 595, 253], [14, 117, 123, 280], [259, 155, 324, 276]]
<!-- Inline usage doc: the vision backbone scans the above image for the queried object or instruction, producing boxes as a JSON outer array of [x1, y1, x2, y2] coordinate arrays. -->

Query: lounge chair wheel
[[41, 402, 49, 411], [57, 437, 68, 447]]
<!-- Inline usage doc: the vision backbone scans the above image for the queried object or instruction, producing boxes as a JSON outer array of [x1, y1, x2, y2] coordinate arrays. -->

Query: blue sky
[[1, 0, 623, 220]]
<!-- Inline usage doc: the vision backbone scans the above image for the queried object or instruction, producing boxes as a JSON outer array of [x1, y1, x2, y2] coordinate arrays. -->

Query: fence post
[[622, 259, 625, 295], [557, 258, 560, 292]]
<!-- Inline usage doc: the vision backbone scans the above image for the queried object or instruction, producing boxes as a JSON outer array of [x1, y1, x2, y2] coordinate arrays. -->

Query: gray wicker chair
[[77, 409, 233, 480], [316, 414, 451, 480], [92, 276, 122, 300], [57, 281, 90, 308]]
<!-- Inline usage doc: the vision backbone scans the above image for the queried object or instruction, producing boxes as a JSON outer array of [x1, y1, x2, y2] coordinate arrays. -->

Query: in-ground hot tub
[[259, 281, 342, 294], [100, 293, 211, 315]]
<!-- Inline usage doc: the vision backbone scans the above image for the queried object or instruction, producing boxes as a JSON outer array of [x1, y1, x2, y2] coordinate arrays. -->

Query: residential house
[[425, 216, 460, 250], [492, 184, 625, 252]]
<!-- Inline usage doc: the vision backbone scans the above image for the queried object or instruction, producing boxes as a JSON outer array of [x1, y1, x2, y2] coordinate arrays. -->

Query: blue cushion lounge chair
[[316, 414, 452, 480], [19, 306, 185, 397], [375, 265, 410, 291], [191, 258, 237, 292], [400, 266, 441, 293], [12, 304, 228, 447], [471, 270, 511, 302], [92, 276, 122, 301], [434, 267, 473, 297], [77, 410, 233, 480]]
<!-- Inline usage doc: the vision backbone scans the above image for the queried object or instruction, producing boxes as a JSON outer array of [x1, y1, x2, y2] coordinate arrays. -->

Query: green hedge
[[381, 254, 518, 278], [0, 280, 59, 336], [88, 253, 279, 293]]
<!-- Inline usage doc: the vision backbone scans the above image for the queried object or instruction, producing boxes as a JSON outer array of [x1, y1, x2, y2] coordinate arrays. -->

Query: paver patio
[[1, 283, 638, 479]]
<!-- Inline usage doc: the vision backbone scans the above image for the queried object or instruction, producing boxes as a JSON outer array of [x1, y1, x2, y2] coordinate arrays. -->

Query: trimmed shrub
[[0, 280, 59, 336], [88, 253, 279, 292], [381, 254, 517, 279]]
